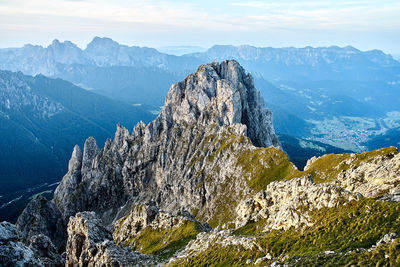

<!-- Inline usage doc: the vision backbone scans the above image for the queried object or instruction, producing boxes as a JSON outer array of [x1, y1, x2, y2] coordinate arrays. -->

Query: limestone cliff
[[52, 60, 281, 227]]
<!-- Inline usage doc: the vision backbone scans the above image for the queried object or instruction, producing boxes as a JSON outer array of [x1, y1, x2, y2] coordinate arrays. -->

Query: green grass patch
[[237, 147, 301, 191], [174, 199, 400, 265], [285, 238, 400, 266], [169, 244, 265, 267], [124, 220, 202, 259], [232, 219, 267, 236]]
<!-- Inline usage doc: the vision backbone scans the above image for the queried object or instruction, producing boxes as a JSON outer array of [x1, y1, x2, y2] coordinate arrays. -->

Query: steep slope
[[0, 70, 155, 222], [52, 60, 281, 225]]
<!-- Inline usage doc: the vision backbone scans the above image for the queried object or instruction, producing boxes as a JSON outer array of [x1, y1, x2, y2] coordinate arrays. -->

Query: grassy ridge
[[172, 199, 400, 266]]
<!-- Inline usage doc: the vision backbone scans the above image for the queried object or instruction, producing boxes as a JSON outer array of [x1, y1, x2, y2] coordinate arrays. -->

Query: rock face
[[52, 60, 280, 226], [53, 144, 84, 220], [335, 150, 400, 198], [113, 202, 160, 244], [161, 61, 279, 147], [28, 234, 64, 267], [304, 147, 400, 198], [66, 212, 153, 266], [16, 195, 66, 250], [235, 176, 357, 231], [0, 222, 44, 266]]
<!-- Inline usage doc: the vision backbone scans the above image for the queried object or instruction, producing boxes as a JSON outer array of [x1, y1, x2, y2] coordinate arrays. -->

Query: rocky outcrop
[[112, 202, 160, 244], [16, 195, 66, 250], [174, 229, 261, 259], [0, 221, 44, 266], [113, 202, 210, 248], [235, 176, 357, 231], [304, 147, 400, 198], [53, 144, 84, 220], [28, 234, 64, 267], [335, 149, 400, 198], [52, 60, 280, 227], [66, 212, 153, 266]]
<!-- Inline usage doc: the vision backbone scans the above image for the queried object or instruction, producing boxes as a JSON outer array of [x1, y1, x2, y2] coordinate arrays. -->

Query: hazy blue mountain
[[187, 45, 400, 82], [0, 37, 201, 106], [0, 70, 156, 221], [157, 45, 207, 56]]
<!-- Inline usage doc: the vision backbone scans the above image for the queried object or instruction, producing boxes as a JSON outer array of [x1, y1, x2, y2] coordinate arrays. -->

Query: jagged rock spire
[[159, 60, 280, 147]]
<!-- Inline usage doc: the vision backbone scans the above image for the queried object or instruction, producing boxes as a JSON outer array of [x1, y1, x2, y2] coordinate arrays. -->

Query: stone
[[0, 222, 44, 266], [66, 212, 154, 266], [53, 145, 83, 220], [376, 233, 398, 246], [235, 176, 356, 231], [16, 196, 66, 250], [52, 60, 281, 229], [29, 234, 64, 267]]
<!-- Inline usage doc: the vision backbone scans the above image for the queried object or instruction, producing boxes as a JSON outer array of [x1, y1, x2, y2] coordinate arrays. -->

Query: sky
[[0, 0, 399, 55]]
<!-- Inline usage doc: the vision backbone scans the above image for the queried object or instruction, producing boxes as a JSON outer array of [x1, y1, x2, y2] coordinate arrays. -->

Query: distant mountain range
[[1, 37, 400, 149], [157, 45, 207, 56]]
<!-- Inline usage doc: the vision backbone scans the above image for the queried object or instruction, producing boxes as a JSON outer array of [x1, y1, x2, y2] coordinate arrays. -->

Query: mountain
[[187, 45, 400, 81], [0, 70, 155, 222], [0, 37, 202, 106], [3, 60, 400, 266], [2, 39, 400, 152], [157, 46, 207, 56]]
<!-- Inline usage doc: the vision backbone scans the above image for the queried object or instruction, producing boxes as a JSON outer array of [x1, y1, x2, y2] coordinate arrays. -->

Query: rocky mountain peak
[[159, 60, 280, 147], [82, 137, 99, 173], [85, 37, 120, 51], [46, 60, 280, 228]]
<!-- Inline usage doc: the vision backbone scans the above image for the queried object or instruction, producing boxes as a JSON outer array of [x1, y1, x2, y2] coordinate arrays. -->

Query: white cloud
[[0, 0, 399, 53]]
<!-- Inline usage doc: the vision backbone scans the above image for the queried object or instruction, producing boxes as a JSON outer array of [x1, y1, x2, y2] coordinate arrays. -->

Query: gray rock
[[52, 60, 281, 227], [113, 202, 210, 247], [0, 222, 44, 266], [53, 145, 83, 220], [29, 234, 64, 267], [16, 196, 66, 251], [235, 177, 357, 231], [66, 212, 154, 266], [0, 221, 20, 242], [376, 233, 397, 246]]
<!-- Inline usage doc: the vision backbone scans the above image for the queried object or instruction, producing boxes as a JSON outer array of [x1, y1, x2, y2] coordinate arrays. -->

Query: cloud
[[0, 0, 399, 53], [1, 0, 399, 32]]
